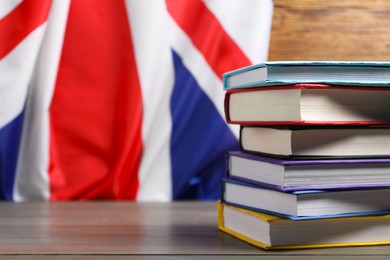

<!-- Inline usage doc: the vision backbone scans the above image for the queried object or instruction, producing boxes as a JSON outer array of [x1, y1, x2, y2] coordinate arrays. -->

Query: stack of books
[[218, 61, 390, 250]]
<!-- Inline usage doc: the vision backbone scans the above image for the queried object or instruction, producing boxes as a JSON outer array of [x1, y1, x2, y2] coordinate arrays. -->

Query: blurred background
[[2, 0, 390, 202], [270, 0, 390, 61]]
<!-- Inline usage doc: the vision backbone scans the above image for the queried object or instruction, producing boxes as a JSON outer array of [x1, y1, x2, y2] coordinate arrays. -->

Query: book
[[240, 125, 390, 158], [221, 178, 390, 220], [222, 61, 390, 90], [227, 151, 390, 191], [224, 83, 390, 125], [218, 201, 390, 250]]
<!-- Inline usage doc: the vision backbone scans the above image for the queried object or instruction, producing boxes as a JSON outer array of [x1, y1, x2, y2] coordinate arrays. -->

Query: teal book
[[223, 61, 390, 90]]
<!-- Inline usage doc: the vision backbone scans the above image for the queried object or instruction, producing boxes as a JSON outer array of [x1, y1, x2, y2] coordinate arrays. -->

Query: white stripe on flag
[[204, 0, 273, 63], [13, 0, 70, 201], [125, 0, 173, 201], [0, 0, 22, 19], [0, 25, 46, 129]]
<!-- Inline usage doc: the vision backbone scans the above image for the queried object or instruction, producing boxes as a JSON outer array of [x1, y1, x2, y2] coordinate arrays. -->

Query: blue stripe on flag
[[0, 111, 25, 200], [170, 50, 239, 200]]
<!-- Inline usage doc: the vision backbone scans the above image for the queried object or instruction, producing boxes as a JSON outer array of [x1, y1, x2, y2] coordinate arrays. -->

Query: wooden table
[[1, 201, 390, 259]]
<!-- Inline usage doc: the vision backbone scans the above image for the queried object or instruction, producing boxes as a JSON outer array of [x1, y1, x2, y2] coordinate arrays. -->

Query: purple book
[[227, 151, 390, 191]]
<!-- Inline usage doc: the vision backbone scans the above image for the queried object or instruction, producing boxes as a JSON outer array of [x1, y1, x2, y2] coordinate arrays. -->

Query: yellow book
[[218, 201, 390, 250]]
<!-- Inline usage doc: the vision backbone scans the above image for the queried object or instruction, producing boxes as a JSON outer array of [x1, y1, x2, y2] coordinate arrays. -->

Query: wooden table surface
[[1, 201, 390, 259]]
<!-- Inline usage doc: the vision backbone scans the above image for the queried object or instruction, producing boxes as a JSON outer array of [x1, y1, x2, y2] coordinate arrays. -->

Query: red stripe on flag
[[166, 0, 251, 78], [0, 0, 52, 59], [49, 0, 143, 200]]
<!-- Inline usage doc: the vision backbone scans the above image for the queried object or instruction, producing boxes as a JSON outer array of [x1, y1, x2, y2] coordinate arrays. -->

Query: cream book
[[240, 125, 390, 158]]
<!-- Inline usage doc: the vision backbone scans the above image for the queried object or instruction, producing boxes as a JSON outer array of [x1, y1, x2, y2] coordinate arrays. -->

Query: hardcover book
[[240, 125, 390, 158], [218, 201, 390, 250], [222, 61, 390, 90], [221, 178, 390, 220], [227, 151, 390, 191], [224, 84, 390, 125]]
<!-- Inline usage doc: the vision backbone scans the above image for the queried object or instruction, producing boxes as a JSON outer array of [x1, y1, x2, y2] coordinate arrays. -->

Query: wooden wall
[[268, 0, 390, 61]]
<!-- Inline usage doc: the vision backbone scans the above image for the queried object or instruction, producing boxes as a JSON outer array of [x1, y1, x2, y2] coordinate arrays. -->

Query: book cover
[[223, 61, 390, 90], [221, 178, 390, 220], [227, 151, 390, 191], [224, 83, 390, 125], [239, 125, 390, 158], [218, 201, 390, 250]]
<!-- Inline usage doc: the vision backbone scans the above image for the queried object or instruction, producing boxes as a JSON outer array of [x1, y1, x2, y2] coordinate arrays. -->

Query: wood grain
[[1, 202, 390, 258], [269, 0, 390, 61]]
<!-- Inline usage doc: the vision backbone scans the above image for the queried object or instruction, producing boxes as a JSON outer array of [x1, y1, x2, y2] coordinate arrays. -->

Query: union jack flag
[[0, 0, 273, 201]]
